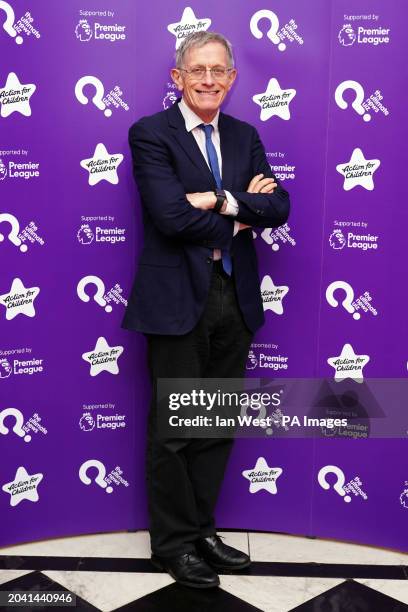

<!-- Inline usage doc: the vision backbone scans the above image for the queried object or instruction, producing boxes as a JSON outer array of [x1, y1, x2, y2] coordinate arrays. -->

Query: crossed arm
[[129, 121, 289, 249]]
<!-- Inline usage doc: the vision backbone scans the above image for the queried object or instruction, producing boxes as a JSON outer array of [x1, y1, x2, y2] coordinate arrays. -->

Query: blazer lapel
[[167, 100, 215, 184], [218, 112, 235, 190]]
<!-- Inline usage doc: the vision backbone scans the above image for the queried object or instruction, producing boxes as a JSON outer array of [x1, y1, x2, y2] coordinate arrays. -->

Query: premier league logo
[[400, 489, 408, 509], [0, 159, 7, 180], [246, 350, 258, 370], [0, 359, 12, 379], [163, 91, 178, 110], [79, 412, 95, 431], [329, 229, 346, 250], [75, 19, 93, 42], [77, 224, 94, 245], [338, 24, 356, 46]]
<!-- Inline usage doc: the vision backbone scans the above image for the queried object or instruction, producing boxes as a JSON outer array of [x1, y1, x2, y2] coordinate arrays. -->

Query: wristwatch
[[213, 189, 227, 213]]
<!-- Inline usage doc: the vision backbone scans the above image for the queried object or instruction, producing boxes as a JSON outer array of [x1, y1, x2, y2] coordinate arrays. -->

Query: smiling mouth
[[195, 90, 220, 95]]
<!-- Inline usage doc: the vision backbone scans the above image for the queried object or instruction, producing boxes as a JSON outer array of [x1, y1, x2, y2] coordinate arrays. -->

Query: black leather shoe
[[151, 551, 220, 589], [196, 534, 251, 571]]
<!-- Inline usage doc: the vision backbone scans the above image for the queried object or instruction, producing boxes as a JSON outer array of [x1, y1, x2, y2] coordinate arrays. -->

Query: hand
[[247, 173, 277, 194], [186, 192, 216, 210]]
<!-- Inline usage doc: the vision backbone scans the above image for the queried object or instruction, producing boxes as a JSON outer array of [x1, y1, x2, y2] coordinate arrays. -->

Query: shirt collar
[[178, 97, 219, 132]]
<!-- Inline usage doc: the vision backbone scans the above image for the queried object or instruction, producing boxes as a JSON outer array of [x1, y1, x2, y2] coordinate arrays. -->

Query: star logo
[[327, 343, 370, 383], [0, 72, 36, 118], [82, 336, 124, 376], [253, 78, 296, 121], [261, 275, 288, 315], [2, 466, 43, 507], [0, 277, 40, 320], [242, 457, 283, 494], [80, 143, 123, 186], [167, 7, 211, 49], [336, 148, 380, 191]]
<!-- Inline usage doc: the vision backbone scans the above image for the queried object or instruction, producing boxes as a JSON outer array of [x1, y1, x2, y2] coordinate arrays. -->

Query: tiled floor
[[0, 531, 407, 611]]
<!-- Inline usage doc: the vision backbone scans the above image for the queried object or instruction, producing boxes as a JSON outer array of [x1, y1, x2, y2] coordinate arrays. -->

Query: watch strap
[[214, 189, 227, 213]]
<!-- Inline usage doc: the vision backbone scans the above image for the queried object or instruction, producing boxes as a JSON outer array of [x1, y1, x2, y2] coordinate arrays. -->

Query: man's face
[[171, 42, 236, 121]]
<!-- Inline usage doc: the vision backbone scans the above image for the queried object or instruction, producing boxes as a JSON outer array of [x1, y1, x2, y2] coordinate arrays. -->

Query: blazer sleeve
[[230, 127, 290, 228], [129, 120, 234, 250]]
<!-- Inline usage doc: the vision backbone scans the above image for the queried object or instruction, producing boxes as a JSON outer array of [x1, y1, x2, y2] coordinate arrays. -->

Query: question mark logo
[[77, 275, 112, 313], [0, 407, 31, 442], [0, 1, 23, 44], [261, 227, 280, 251], [79, 459, 113, 493], [0, 213, 27, 252], [250, 9, 285, 51], [74, 76, 112, 117], [318, 465, 351, 502], [326, 281, 360, 320], [335, 80, 371, 122]]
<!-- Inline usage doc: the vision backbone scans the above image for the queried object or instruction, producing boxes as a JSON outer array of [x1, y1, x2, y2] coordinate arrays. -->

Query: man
[[122, 31, 289, 588]]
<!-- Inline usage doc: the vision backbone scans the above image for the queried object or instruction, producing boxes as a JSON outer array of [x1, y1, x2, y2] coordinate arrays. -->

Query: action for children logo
[[250, 9, 304, 52], [79, 411, 126, 432], [76, 216, 126, 245], [167, 7, 211, 49], [335, 79, 389, 122], [82, 336, 124, 376], [326, 280, 377, 319], [0, 2, 40, 44], [254, 224, 296, 252], [338, 23, 390, 47], [253, 78, 296, 121], [327, 343, 370, 383], [0, 407, 47, 442], [336, 148, 380, 191], [0, 212, 44, 251], [77, 274, 127, 312], [261, 275, 289, 314], [318, 465, 368, 503], [0, 72, 36, 117], [2, 466, 43, 507], [75, 75, 129, 118], [242, 457, 283, 494], [79, 459, 129, 494], [0, 347, 44, 378], [75, 14, 126, 43], [0, 278, 40, 320], [329, 221, 379, 253], [80, 143, 123, 186]]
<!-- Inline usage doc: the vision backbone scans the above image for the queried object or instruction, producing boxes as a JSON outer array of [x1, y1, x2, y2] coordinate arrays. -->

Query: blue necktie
[[199, 124, 232, 276]]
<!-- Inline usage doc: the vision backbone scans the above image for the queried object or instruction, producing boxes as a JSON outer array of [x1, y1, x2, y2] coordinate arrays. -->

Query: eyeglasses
[[179, 67, 234, 80]]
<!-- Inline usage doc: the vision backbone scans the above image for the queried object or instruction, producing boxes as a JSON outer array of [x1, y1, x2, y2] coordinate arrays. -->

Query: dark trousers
[[145, 261, 253, 557]]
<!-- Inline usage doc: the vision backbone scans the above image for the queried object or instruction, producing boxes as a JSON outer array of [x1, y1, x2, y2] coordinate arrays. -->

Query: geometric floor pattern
[[0, 531, 407, 611]]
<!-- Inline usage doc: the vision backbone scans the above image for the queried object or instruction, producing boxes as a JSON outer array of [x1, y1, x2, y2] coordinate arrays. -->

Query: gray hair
[[175, 31, 235, 68]]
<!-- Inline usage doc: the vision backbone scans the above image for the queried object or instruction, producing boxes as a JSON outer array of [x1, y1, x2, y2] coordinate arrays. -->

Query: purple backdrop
[[1, 0, 407, 552]]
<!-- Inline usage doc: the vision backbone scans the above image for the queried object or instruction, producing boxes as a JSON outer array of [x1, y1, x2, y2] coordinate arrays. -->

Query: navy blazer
[[121, 100, 290, 335]]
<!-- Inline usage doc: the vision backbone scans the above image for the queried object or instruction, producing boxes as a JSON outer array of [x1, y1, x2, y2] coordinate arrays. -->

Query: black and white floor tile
[[0, 531, 407, 611]]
